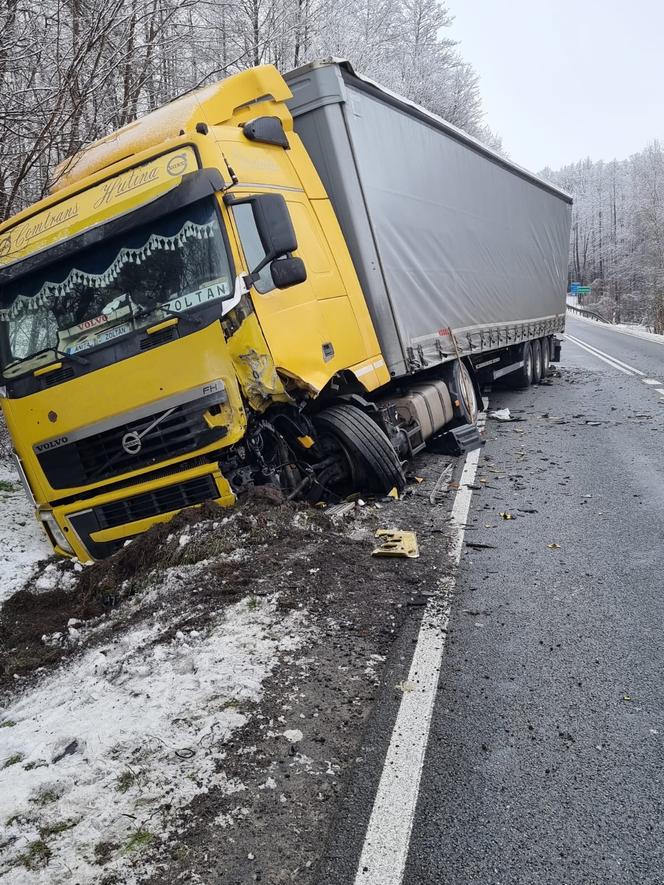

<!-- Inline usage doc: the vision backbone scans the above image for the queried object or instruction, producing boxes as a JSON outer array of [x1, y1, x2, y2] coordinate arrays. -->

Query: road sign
[[577, 286, 591, 294]]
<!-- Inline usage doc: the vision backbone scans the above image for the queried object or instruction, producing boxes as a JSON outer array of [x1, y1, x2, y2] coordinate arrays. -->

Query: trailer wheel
[[541, 337, 551, 376], [314, 404, 405, 495], [509, 341, 533, 389], [451, 360, 480, 424], [532, 339, 543, 384]]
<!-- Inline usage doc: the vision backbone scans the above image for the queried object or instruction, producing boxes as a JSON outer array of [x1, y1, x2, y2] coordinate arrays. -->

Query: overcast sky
[[451, 0, 663, 173]]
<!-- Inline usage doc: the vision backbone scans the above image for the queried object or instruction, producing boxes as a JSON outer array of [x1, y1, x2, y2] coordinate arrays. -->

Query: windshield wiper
[[4, 346, 89, 374], [54, 348, 89, 366]]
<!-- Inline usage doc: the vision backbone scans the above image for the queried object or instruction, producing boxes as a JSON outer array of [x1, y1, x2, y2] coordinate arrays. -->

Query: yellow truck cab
[[0, 61, 571, 560]]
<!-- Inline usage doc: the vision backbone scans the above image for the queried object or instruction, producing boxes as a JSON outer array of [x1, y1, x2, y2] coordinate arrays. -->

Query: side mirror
[[225, 192, 297, 274], [250, 193, 297, 260], [270, 256, 307, 289]]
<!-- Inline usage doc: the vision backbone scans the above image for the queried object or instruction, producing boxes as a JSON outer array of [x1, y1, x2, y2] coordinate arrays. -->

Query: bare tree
[[544, 142, 664, 331], [0, 0, 500, 222]]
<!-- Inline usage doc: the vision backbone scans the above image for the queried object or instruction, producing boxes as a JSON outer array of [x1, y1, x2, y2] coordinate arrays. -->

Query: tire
[[510, 341, 533, 388], [532, 338, 543, 384], [452, 360, 480, 424], [541, 337, 551, 376], [314, 404, 405, 495]]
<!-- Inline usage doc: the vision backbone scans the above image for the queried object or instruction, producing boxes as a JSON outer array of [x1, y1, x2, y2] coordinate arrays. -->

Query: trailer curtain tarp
[[286, 61, 572, 377]]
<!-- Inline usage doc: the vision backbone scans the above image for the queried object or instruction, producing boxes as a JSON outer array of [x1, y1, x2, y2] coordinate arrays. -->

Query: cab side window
[[231, 203, 275, 294]]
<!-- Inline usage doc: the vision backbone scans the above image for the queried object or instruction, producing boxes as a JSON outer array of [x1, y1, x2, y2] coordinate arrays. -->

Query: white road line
[[564, 333, 646, 375], [656, 389, 664, 397], [642, 379, 661, 385], [563, 334, 640, 376], [354, 417, 485, 885]]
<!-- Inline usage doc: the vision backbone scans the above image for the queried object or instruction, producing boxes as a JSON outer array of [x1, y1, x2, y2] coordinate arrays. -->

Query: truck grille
[[139, 327, 176, 351], [42, 367, 75, 388], [95, 474, 219, 530], [37, 395, 227, 490]]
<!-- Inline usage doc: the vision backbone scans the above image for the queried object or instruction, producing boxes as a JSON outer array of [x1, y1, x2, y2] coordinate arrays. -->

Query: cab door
[[227, 189, 368, 392]]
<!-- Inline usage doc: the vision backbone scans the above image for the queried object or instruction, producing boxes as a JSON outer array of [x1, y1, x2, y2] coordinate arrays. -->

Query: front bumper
[[43, 460, 235, 561]]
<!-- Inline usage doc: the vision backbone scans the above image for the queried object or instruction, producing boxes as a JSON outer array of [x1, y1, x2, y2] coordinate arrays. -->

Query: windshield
[[0, 196, 233, 377]]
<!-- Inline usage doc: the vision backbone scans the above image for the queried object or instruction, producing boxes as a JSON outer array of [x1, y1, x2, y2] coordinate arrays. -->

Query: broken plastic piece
[[372, 529, 419, 558], [489, 408, 512, 421], [325, 501, 356, 522], [297, 434, 315, 448], [429, 463, 454, 505]]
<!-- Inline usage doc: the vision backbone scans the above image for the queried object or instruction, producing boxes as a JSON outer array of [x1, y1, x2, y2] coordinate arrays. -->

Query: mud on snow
[[0, 462, 459, 885]]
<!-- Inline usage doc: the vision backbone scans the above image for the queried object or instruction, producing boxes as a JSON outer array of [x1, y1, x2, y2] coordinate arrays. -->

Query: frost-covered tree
[[0, 0, 500, 220], [543, 142, 664, 332]]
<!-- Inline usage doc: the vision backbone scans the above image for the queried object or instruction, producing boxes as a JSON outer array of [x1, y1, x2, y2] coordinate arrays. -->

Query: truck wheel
[[532, 339, 543, 384], [314, 404, 405, 495], [452, 360, 480, 424], [541, 337, 551, 376], [510, 341, 533, 388]]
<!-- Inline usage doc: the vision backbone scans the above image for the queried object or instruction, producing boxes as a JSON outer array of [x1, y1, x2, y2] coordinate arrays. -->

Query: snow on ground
[[0, 463, 52, 607], [568, 309, 664, 346], [0, 565, 307, 883]]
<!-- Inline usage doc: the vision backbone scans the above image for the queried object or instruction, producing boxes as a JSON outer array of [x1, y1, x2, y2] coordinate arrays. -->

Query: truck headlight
[[39, 512, 75, 555]]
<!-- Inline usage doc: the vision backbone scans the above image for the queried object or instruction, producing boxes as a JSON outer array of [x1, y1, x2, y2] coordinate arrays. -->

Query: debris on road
[[372, 529, 420, 559], [325, 501, 357, 522], [488, 408, 524, 422], [395, 680, 416, 693], [429, 463, 454, 504]]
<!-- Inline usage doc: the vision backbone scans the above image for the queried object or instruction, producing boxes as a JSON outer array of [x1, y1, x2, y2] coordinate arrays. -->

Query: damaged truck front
[[0, 61, 571, 561]]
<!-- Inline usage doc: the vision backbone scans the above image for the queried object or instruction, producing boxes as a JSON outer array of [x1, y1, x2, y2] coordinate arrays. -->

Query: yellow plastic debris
[[387, 487, 400, 499], [372, 529, 419, 559], [297, 435, 315, 449]]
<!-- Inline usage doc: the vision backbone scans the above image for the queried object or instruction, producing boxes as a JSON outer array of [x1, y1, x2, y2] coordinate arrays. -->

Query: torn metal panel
[[225, 313, 292, 412]]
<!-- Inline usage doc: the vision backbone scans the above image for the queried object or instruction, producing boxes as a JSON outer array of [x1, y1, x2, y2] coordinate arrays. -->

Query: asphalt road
[[402, 316, 664, 884], [324, 315, 664, 885]]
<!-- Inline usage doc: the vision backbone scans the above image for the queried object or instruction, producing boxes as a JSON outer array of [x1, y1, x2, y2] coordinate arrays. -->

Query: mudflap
[[552, 336, 563, 362], [428, 422, 485, 456]]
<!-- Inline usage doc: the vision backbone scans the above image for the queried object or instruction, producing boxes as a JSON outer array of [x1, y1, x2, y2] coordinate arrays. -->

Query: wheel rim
[[525, 352, 533, 383], [313, 404, 405, 496], [459, 362, 479, 423]]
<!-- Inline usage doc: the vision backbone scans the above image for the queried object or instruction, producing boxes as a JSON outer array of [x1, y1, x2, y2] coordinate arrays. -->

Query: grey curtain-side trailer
[[285, 60, 572, 392]]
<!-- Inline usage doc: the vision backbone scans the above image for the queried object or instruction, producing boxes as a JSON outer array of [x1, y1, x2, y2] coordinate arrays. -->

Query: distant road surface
[[325, 313, 664, 885]]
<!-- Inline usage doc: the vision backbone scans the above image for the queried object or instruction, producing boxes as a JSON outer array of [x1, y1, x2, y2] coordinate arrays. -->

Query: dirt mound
[[0, 490, 342, 688]]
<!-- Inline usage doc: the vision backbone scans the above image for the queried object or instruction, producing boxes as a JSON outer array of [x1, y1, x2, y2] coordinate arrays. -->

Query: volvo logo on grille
[[121, 431, 142, 455], [120, 406, 177, 458]]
